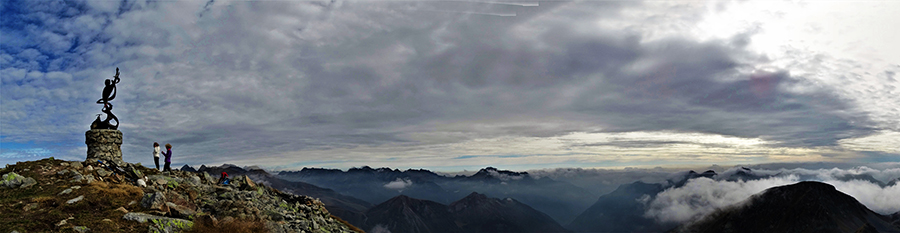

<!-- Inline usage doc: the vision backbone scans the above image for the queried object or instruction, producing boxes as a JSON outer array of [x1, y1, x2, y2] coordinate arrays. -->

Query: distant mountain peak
[[463, 192, 488, 200], [179, 164, 196, 172]]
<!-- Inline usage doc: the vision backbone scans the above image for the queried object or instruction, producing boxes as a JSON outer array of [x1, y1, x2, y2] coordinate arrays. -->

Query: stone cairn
[[86, 68, 125, 165], [85, 129, 124, 165]]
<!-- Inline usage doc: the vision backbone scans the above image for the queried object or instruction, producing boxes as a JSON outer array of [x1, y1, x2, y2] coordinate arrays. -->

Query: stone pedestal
[[85, 129, 124, 165]]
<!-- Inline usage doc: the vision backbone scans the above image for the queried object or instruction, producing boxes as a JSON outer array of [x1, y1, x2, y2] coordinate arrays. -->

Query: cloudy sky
[[1, 0, 898, 171]]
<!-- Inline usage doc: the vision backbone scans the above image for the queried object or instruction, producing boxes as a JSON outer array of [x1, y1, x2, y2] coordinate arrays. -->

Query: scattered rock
[[56, 219, 67, 226], [141, 192, 167, 211], [58, 186, 81, 195], [86, 165, 93, 171], [137, 178, 147, 187], [73, 226, 90, 233], [81, 175, 95, 184], [115, 206, 129, 213], [24, 203, 39, 211], [66, 195, 84, 204], [59, 188, 73, 195], [189, 175, 201, 186], [123, 212, 194, 232], [70, 162, 84, 169], [60, 162, 69, 167], [102, 219, 113, 222], [96, 169, 111, 177]]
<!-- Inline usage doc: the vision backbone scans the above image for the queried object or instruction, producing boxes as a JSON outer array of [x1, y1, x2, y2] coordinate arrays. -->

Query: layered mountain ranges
[[183, 164, 900, 233]]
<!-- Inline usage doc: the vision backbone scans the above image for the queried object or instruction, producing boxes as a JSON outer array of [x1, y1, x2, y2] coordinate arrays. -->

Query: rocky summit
[[0, 158, 363, 233]]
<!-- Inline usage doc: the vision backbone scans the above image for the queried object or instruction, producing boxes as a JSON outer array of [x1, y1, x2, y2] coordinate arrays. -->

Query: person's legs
[[164, 162, 171, 172], [154, 157, 160, 170]]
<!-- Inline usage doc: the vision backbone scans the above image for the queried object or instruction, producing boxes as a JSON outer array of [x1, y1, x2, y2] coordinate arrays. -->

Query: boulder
[[2, 172, 37, 189], [166, 202, 198, 219], [141, 192, 167, 211]]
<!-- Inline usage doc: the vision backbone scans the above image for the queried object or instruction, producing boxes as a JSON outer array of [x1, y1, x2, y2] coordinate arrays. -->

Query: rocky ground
[[1, 158, 364, 233]]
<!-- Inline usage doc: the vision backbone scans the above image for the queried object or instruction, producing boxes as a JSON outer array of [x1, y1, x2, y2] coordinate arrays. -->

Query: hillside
[[1, 158, 363, 233]]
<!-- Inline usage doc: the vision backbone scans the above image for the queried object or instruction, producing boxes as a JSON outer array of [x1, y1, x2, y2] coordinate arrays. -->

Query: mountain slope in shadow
[[363, 192, 570, 233]]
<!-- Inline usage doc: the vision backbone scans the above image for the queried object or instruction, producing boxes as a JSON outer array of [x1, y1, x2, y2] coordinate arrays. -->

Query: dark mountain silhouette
[[668, 170, 717, 187], [671, 181, 900, 233], [888, 178, 899, 187], [835, 174, 887, 187], [363, 192, 569, 233], [196, 164, 373, 226], [278, 166, 594, 224], [363, 195, 462, 233], [722, 167, 777, 182], [450, 192, 571, 233], [179, 164, 197, 172], [567, 181, 672, 232]]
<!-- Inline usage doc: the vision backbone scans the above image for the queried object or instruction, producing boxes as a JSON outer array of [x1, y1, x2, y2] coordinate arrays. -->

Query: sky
[[1, 0, 898, 171]]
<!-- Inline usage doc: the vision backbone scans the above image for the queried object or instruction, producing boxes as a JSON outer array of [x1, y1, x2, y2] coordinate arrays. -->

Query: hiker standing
[[152, 142, 161, 171], [163, 143, 173, 172]]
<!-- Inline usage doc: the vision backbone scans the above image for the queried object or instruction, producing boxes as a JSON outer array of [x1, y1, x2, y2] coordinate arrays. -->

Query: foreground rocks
[[1, 158, 362, 233]]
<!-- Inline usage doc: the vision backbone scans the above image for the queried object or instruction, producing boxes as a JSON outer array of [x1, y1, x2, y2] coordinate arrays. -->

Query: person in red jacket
[[217, 172, 230, 185]]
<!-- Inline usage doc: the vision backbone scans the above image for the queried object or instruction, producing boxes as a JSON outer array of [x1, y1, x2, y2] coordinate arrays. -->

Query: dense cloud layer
[[1, 0, 898, 168]]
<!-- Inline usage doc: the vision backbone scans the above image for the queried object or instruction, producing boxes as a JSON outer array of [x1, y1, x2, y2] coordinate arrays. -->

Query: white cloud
[[830, 180, 900, 215], [383, 178, 413, 190], [645, 176, 800, 223]]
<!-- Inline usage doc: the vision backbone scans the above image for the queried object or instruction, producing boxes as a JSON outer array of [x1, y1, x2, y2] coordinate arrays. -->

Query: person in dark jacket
[[163, 143, 173, 172]]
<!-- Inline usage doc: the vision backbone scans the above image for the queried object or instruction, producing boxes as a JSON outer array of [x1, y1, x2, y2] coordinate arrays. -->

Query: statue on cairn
[[91, 68, 120, 130]]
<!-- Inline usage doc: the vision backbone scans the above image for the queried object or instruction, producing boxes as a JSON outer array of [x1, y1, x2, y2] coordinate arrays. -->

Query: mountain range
[[181, 165, 900, 233], [277, 166, 596, 224]]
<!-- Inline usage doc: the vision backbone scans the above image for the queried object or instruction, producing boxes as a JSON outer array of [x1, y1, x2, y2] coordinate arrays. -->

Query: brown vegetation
[[187, 217, 268, 233]]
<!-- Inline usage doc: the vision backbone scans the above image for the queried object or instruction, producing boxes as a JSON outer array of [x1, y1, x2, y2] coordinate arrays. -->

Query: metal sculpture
[[91, 68, 120, 130]]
